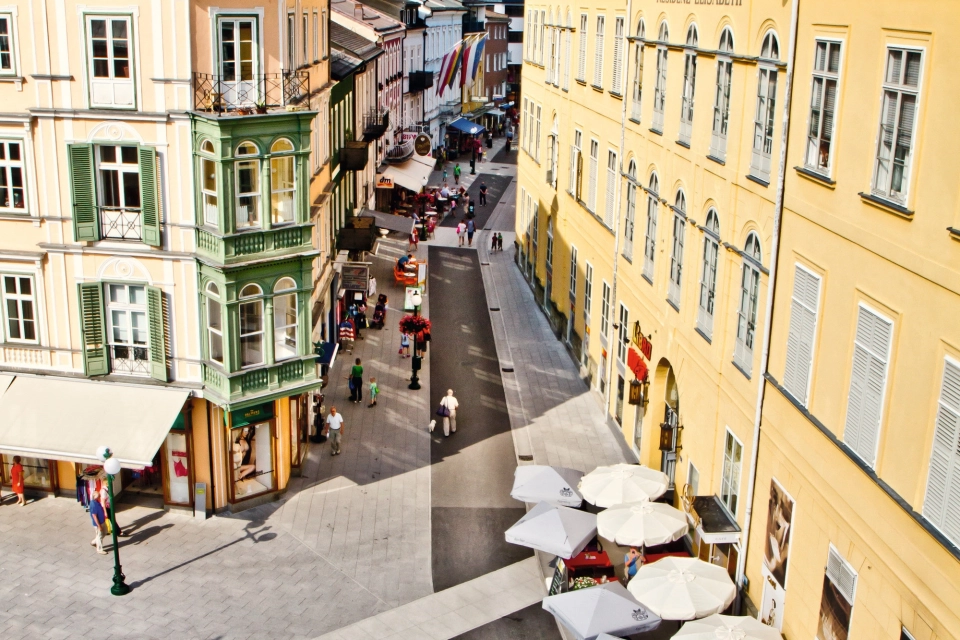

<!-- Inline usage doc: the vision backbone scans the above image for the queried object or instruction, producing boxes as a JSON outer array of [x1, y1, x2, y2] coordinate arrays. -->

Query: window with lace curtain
[[872, 47, 922, 204]]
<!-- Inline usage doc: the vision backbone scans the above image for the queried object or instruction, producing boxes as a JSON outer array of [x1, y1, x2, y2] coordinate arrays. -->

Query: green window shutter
[[139, 146, 161, 247], [77, 282, 108, 376], [146, 285, 168, 381], [68, 143, 99, 242]]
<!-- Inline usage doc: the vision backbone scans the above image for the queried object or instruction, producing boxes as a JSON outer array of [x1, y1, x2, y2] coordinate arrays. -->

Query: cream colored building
[[517, 0, 790, 585], [517, 0, 960, 637], [0, 0, 335, 515]]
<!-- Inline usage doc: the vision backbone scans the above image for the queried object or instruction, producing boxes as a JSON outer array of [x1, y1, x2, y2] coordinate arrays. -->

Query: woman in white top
[[440, 389, 459, 436], [456, 221, 466, 247]]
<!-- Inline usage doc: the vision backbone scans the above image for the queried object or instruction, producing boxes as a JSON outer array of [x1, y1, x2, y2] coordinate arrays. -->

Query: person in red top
[[11, 455, 25, 505]]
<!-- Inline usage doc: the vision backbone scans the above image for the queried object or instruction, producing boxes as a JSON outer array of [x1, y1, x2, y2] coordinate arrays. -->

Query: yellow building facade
[[747, 1, 960, 639], [517, 0, 790, 583], [517, 0, 960, 637]]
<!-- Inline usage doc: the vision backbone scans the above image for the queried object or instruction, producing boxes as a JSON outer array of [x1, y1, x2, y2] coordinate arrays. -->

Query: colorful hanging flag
[[445, 42, 464, 90], [436, 46, 455, 97], [460, 39, 473, 88], [466, 36, 486, 89]]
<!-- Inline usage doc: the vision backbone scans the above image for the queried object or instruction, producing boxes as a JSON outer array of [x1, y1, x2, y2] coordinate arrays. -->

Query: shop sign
[[631, 321, 653, 359], [231, 401, 274, 428], [627, 346, 649, 381], [341, 263, 369, 291], [628, 379, 644, 405], [376, 174, 395, 189], [415, 134, 432, 156], [548, 558, 568, 595]]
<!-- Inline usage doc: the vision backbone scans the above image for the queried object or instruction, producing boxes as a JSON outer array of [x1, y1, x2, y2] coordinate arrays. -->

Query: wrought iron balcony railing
[[193, 72, 310, 115], [362, 109, 390, 141], [386, 138, 416, 162], [100, 206, 143, 241]]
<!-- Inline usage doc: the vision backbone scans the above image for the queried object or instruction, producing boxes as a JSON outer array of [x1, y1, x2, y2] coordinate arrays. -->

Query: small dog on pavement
[[428, 419, 436, 433]]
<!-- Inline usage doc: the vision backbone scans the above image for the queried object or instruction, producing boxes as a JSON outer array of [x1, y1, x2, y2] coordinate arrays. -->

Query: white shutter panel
[[545, 28, 553, 83], [924, 360, 960, 543], [564, 30, 571, 89], [783, 266, 821, 405], [826, 547, 858, 605], [844, 306, 892, 467], [578, 16, 587, 81], [605, 152, 616, 228], [594, 18, 604, 87]]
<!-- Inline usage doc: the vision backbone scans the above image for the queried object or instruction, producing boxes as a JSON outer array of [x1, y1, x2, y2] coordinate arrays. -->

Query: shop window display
[[164, 431, 191, 504], [231, 423, 275, 499], [2, 455, 53, 489]]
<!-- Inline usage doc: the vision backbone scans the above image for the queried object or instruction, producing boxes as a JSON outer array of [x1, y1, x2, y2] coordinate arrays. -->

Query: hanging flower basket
[[399, 315, 431, 335]]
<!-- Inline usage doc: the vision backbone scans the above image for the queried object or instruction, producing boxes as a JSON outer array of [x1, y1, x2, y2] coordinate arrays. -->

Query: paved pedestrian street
[[0, 141, 634, 640]]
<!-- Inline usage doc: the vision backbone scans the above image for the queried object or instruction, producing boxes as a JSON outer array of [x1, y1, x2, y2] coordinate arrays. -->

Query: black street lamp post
[[97, 446, 130, 596], [408, 290, 424, 390]]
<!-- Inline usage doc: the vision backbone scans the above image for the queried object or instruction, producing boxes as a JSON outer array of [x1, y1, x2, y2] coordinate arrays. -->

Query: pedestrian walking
[[454, 163, 461, 184], [437, 389, 459, 436], [466, 218, 476, 246], [400, 332, 411, 356], [89, 495, 108, 554], [491, 233, 498, 252], [408, 231, 419, 252], [99, 485, 124, 537], [456, 220, 466, 247], [325, 407, 344, 456], [479, 181, 488, 206], [496, 232, 503, 251], [11, 455, 24, 506], [348, 358, 363, 403], [506, 128, 513, 152], [368, 378, 380, 407], [443, 166, 448, 182]]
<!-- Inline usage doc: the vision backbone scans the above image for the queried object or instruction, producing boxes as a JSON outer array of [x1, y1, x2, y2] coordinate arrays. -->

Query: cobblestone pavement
[[0, 142, 633, 640]]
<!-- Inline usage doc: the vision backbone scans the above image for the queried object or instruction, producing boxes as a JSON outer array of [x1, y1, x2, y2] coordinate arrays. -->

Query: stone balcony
[[196, 223, 313, 266]]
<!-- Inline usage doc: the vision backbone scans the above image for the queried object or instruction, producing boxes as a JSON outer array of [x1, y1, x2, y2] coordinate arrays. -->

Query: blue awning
[[447, 117, 486, 135], [316, 341, 339, 367]]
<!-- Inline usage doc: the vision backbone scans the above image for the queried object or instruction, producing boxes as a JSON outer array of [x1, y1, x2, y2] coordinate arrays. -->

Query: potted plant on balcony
[[255, 101, 268, 115]]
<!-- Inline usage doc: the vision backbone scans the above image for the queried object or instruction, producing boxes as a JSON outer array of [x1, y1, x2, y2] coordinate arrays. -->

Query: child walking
[[368, 378, 380, 407], [399, 332, 411, 357]]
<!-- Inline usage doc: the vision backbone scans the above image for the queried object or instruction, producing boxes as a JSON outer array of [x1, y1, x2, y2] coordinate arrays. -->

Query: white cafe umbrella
[[579, 464, 669, 507], [671, 614, 783, 640], [597, 501, 689, 547], [542, 581, 661, 640], [628, 557, 736, 621], [511, 465, 584, 507], [505, 501, 597, 559]]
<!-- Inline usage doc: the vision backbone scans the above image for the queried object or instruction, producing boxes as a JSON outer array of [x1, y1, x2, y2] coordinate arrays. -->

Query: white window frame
[[652, 23, 669, 133], [200, 142, 219, 227], [750, 31, 780, 182], [270, 140, 296, 225], [535, 105, 542, 161], [0, 138, 26, 213], [611, 17, 625, 95], [563, 14, 572, 90], [643, 173, 659, 280], [569, 245, 578, 302], [630, 21, 645, 122], [679, 25, 698, 145], [85, 14, 136, 109], [313, 11, 319, 62], [782, 263, 822, 407], [604, 149, 617, 229], [96, 144, 143, 241], [577, 14, 588, 82], [273, 277, 298, 361], [0, 12, 19, 76], [235, 142, 262, 230], [871, 45, 924, 206], [719, 428, 743, 517], [206, 282, 224, 365], [843, 303, 893, 469], [617, 303, 629, 364], [239, 284, 265, 368], [623, 162, 636, 260], [734, 233, 762, 375], [105, 282, 150, 376], [668, 204, 685, 306], [804, 39, 843, 176], [600, 280, 611, 341], [539, 10, 546, 64], [1, 273, 36, 343], [593, 15, 605, 88], [588, 139, 600, 212], [710, 30, 734, 159], [697, 209, 720, 337], [569, 129, 583, 200], [584, 262, 593, 327]]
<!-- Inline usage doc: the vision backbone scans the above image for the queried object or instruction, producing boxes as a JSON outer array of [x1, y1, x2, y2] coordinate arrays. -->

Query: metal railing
[[193, 71, 310, 115], [110, 345, 150, 376], [100, 206, 143, 241], [362, 109, 389, 141], [386, 138, 415, 162]]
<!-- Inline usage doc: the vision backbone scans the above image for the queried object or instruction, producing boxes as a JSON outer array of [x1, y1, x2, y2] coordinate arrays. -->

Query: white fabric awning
[[0, 376, 190, 468], [382, 154, 435, 192]]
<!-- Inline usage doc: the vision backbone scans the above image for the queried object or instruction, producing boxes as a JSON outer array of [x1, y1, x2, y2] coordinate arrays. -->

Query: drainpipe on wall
[[737, 0, 800, 588], [604, 0, 632, 438]]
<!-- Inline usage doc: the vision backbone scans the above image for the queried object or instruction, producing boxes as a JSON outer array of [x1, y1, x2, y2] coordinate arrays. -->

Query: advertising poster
[[757, 478, 795, 631], [759, 572, 786, 630], [816, 573, 854, 640]]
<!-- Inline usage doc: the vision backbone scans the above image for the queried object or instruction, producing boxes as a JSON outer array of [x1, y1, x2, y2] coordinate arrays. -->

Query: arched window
[[623, 160, 637, 260], [669, 190, 686, 305], [711, 28, 736, 159], [239, 284, 264, 367], [735, 232, 763, 373], [235, 142, 261, 229], [631, 19, 645, 121], [200, 141, 219, 227], [206, 282, 223, 365], [270, 139, 296, 224], [698, 209, 720, 335], [644, 172, 659, 279], [751, 31, 780, 180], [680, 25, 699, 144], [273, 277, 298, 361], [653, 23, 669, 131]]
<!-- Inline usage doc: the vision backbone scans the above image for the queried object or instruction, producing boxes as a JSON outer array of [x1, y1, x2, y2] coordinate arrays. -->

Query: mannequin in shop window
[[233, 428, 257, 482]]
